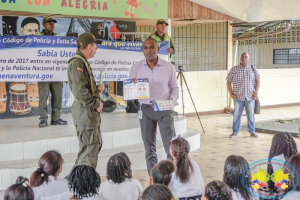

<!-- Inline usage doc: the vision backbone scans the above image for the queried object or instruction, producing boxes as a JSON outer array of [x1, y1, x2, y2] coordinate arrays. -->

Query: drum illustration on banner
[[9, 82, 31, 115], [0, 82, 7, 113], [26, 82, 49, 108], [0, 16, 167, 119]]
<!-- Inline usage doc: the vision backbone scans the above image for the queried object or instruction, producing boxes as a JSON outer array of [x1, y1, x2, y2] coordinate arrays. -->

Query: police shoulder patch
[[76, 68, 84, 73]]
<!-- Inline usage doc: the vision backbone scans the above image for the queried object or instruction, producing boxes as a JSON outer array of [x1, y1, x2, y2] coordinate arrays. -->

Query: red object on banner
[[110, 21, 121, 40], [127, 0, 138, 8]]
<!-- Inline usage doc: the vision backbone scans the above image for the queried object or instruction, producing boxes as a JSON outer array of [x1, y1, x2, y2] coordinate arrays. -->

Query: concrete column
[[227, 21, 233, 108], [166, 18, 172, 37]]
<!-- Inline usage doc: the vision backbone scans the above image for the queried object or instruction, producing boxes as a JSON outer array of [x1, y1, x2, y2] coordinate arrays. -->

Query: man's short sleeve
[[226, 67, 235, 82], [253, 65, 260, 79]]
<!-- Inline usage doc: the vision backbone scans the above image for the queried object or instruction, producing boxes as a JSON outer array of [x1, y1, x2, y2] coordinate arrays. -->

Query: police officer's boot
[[39, 120, 48, 128], [51, 118, 68, 125]]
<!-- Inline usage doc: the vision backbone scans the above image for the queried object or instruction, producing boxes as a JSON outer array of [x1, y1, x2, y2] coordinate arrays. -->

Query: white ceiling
[[189, 0, 300, 22]]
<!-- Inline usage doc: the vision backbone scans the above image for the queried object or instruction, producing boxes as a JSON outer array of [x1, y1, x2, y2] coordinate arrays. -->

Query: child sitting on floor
[[168, 136, 205, 199]]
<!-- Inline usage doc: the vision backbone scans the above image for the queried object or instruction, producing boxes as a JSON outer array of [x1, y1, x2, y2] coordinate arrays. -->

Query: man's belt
[[141, 104, 153, 108]]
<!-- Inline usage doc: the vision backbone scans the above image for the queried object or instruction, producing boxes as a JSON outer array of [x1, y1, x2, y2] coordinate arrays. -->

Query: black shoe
[[51, 118, 68, 125], [39, 120, 48, 128]]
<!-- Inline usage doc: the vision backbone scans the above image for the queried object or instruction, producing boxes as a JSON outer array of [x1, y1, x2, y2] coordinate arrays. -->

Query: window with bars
[[137, 22, 228, 71], [233, 20, 300, 69], [273, 48, 300, 64]]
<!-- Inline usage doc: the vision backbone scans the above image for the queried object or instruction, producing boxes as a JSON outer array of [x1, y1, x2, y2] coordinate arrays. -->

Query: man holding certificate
[[129, 38, 179, 175]]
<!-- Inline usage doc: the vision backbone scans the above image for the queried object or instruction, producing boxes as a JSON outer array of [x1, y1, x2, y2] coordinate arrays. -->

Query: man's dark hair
[[150, 160, 175, 186], [144, 38, 158, 46], [141, 184, 174, 200], [21, 17, 40, 29], [65, 165, 101, 199], [204, 180, 232, 200], [106, 152, 133, 184], [4, 176, 34, 200], [223, 155, 256, 200]]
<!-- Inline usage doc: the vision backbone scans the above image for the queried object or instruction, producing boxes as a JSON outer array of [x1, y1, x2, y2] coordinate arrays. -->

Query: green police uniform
[[67, 35, 102, 169], [150, 31, 175, 55], [150, 19, 175, 60], [38, 20, 64, 123]]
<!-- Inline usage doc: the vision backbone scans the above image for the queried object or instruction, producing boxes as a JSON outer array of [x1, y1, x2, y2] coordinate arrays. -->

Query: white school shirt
[[169, 160, 205, 198], [33, 176, 69, 200], [45, 192, 108, 200], [281, 191, 300, 200], [271, 153, 286, 172], [99, 178, 143, 200], [231, 189, 259, 200], [0, 190, 4, 200], [171, 191, 179, 200]]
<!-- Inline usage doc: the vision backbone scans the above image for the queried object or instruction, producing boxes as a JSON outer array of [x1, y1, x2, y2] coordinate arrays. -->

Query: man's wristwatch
[[254, 91, 258, 94]]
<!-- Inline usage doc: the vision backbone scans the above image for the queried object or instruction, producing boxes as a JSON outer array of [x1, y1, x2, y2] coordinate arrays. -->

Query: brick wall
[[174, 70, 227, 113]]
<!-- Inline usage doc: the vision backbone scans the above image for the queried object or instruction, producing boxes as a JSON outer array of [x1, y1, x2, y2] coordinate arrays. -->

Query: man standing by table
[[129, 38, 179, 175], [226, 52, 260, 138]]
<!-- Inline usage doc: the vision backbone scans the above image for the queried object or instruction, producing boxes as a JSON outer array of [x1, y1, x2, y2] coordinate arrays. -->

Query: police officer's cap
[[43, 17, 57, 24], [78, 33, 102, 45], [156, 19, 169, 26]]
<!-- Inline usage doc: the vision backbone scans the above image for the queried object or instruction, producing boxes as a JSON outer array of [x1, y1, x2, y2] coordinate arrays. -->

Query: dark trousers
[[139, 105, 175, 175], [38, 82, 62, 120], [75, 125, 102, 169]]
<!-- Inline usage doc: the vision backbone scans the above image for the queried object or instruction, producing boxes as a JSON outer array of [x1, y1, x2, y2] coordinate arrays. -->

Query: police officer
[[38, 17, 67, 127], [67, 33, 104, 169], [150, 19, 175, 60]]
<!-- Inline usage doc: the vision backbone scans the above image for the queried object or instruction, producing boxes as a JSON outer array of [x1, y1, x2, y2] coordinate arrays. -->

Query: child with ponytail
[[4, 176, 34, 200], [150, 160, 179, 200], [30, 150, 69, 200], [169, 136, 205, 199]]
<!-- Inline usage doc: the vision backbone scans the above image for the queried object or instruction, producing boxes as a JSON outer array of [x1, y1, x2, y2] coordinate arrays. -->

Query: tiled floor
[[127, 106, 300, 189]]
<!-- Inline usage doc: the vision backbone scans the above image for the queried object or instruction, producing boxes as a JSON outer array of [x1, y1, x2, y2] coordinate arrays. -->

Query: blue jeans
[[233, 99, 255, 134]]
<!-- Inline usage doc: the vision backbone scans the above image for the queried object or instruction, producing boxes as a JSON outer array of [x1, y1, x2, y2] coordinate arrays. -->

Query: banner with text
[[0, 35, 168, 82], [0, 0, 167, 20]]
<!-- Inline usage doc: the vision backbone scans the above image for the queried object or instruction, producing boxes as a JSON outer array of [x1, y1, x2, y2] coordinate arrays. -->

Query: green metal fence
[[137, 21, 228, 71]]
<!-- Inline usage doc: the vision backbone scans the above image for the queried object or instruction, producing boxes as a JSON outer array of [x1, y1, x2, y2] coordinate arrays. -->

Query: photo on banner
[[0, 16, 168, 119]]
